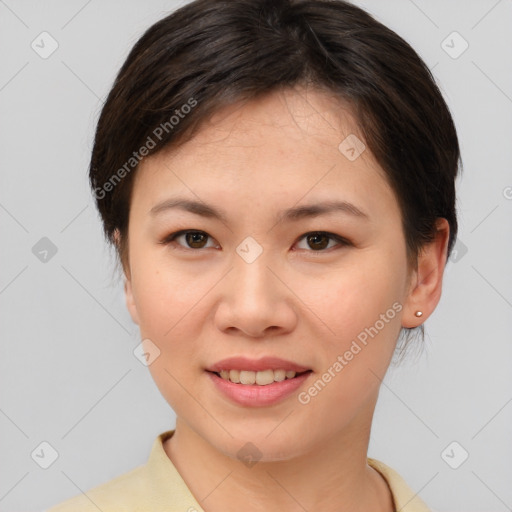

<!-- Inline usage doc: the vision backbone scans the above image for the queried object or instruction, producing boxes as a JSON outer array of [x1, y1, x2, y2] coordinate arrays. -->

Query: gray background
[[1, 1, 511, 511]]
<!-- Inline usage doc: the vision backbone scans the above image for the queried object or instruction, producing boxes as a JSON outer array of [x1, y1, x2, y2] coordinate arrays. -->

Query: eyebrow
[[150, 197, 370, 223]]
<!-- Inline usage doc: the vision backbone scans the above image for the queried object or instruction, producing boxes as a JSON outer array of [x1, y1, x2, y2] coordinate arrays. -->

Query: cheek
[[130, 258, 210, 410], [294, 276, 402, 427], [298, 257, 402, 336], [292, 251, 405, 380], [131, 251, 208, 339]]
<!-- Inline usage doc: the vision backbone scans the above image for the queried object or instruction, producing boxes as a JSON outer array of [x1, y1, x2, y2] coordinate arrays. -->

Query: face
[[124, 87, 416, 461]]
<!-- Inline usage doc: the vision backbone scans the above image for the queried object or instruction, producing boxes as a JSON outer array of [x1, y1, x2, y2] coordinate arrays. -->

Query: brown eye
[[185, 231, 208, 248], [306, 233, 330, 250], [162, 230, 217, 250], [295, 231, 349, 252]]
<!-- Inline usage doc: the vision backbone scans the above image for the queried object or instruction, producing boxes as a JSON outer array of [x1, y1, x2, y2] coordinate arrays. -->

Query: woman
[[48, 0, 461, 510]]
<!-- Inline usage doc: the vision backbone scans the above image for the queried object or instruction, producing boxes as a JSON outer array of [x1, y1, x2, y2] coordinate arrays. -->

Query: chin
[[203, 423, 312, 464]]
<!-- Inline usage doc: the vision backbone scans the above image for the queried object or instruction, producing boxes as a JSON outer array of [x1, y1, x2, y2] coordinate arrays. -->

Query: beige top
[[47, 429, 431, 511]]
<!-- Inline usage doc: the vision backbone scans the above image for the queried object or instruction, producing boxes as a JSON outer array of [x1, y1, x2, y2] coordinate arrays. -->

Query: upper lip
[[207, 356, 311, 373]]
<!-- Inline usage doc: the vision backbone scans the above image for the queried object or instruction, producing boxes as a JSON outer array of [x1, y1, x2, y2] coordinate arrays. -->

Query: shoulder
[[367, 457, 432, 512], [46, 430, 203, 512], [46, 464, 149, 512]]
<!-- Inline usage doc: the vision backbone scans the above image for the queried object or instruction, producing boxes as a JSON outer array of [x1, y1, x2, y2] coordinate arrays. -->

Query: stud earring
[[414, 311, 423, 317]]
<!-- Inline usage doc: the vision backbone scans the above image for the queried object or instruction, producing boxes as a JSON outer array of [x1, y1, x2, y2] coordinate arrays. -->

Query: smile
[[206, 356, 313, 406], [215, 369, 309, 385]]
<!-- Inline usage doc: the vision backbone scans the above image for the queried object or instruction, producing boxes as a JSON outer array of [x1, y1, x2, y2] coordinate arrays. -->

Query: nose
[[214, 249, 297, 339]]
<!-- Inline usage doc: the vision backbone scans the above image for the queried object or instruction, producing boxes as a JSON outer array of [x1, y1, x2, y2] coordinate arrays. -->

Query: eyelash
[[159, 230, 351, 253]]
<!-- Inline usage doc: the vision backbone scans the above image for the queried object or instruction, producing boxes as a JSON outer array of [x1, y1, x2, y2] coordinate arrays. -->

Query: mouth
[[205, 356, 313, 406], [208, 368, 312, 385]]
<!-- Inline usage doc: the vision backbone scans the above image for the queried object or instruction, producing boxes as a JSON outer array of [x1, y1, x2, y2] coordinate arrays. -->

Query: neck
[[164, 407, 394, 511]]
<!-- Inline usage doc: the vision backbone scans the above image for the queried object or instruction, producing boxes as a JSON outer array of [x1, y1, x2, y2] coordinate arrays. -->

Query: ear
[[124, 277, 140, 325], [402, 218, 450, 328], [114, 228, 140, 326]]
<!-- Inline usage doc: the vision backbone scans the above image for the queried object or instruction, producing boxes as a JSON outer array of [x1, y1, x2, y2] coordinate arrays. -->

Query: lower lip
[[207, 371, 311, 407]]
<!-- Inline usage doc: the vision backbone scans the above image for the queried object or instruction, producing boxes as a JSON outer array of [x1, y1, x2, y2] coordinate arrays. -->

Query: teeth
[[256, 369, 274, 385], [273, 369, 286, 382], [239, 370, 256, 385], [217, 369, 300, 385]]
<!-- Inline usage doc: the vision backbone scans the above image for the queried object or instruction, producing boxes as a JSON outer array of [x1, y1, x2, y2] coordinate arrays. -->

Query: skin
[[122, 86, 449, 511]]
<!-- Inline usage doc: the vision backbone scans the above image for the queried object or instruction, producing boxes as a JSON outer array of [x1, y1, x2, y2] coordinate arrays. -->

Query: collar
[[145, 430, 431, 511]]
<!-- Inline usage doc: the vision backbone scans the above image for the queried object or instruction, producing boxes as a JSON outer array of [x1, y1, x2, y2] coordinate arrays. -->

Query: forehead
[[162, 87, 369, 164], [131, 87, 398, 224]]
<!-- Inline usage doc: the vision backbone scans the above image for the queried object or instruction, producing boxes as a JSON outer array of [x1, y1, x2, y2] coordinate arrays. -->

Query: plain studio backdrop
[[0, 1, 511, 511]]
